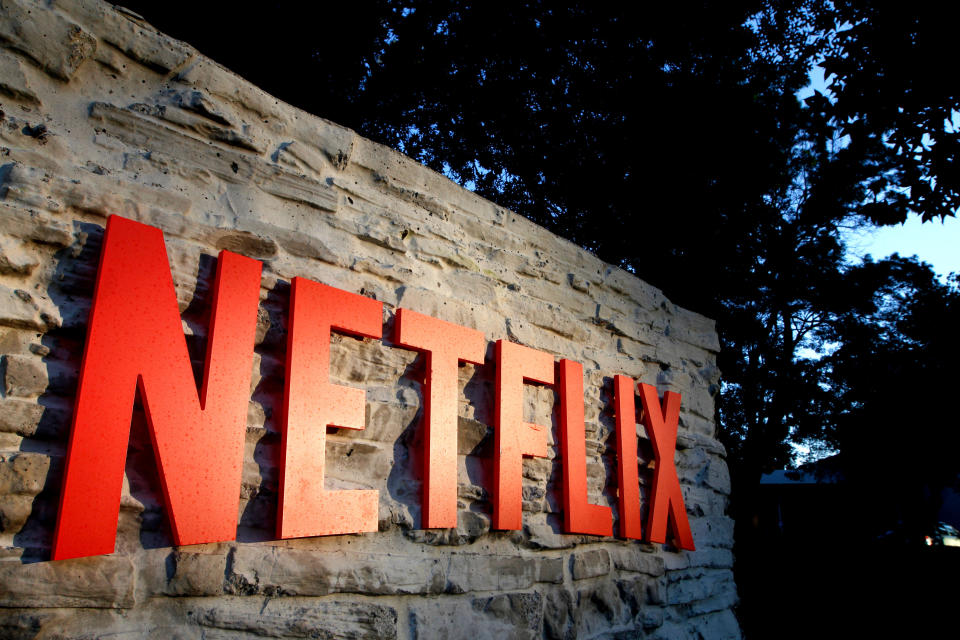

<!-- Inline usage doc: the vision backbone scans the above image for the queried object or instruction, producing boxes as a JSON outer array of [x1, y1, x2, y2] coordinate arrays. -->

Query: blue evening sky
[[846, 215, 960, 279], [800, 67, 960, 280]]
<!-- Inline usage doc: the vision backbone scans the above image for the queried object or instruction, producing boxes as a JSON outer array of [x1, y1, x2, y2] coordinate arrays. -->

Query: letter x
[[639, 383, 695, 550]]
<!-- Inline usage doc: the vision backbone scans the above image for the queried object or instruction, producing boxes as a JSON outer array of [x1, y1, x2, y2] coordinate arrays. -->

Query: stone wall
[[0, 1, 740, 638]]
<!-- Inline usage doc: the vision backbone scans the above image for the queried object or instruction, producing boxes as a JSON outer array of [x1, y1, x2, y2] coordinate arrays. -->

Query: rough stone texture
[[0, 1, 740, 637], [571, 549, 611, 581], [2, 353, 48, 397]]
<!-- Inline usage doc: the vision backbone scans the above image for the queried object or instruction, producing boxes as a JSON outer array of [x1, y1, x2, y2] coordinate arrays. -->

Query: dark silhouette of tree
[[817, 258, 960, 542], [820, 3, 960, 224]]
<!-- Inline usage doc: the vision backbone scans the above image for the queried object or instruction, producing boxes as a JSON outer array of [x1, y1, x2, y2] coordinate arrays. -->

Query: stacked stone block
[[0, 1, 740, 637]]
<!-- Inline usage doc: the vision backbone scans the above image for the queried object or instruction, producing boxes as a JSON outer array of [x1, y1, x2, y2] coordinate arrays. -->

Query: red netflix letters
[[493, 340, 554, 530], [614, 375, 644, 540], [277, 278, 382, 539], [394, 309, 485, 528], [558, 359, 613, 536], [639, 383, 696, 550], [54, 215, 696, 559]]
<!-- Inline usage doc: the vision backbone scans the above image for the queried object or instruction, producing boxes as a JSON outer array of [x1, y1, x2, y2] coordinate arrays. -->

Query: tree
[[819, 3, 960, 224], [816, 258, 960, 541]]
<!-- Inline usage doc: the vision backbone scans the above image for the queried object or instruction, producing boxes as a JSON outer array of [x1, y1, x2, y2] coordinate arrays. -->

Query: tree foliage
[[817, 259, 960, 540], [820, 3, 960, 224]]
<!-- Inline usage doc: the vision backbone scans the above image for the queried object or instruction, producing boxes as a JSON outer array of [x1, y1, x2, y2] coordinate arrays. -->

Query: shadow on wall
[[237, 278, 288, 543], [14, 221, 105, 562]]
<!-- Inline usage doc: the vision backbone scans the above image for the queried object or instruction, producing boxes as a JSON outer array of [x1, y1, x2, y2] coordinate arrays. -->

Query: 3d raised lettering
[[558, 359, 613, 536], [53, 215, 262, 560], [639, 383, 696, 550], [492, 339, 554, 530], [394, 308, 486, 529], [54, 215, 698, 559], [613, 375, 644, 540], [277, 277, 382, 539]]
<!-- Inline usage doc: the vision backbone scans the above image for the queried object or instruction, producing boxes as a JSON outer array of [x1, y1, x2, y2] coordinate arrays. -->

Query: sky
[[799, 67, 959, 281], [845, 215, 960, 280]]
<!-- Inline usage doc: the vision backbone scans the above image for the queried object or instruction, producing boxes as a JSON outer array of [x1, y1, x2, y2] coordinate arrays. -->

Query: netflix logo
[[53, 215, 694, 561]]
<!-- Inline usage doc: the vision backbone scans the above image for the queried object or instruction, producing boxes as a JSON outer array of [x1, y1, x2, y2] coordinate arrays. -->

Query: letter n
[[52, 215, 263, 560]]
